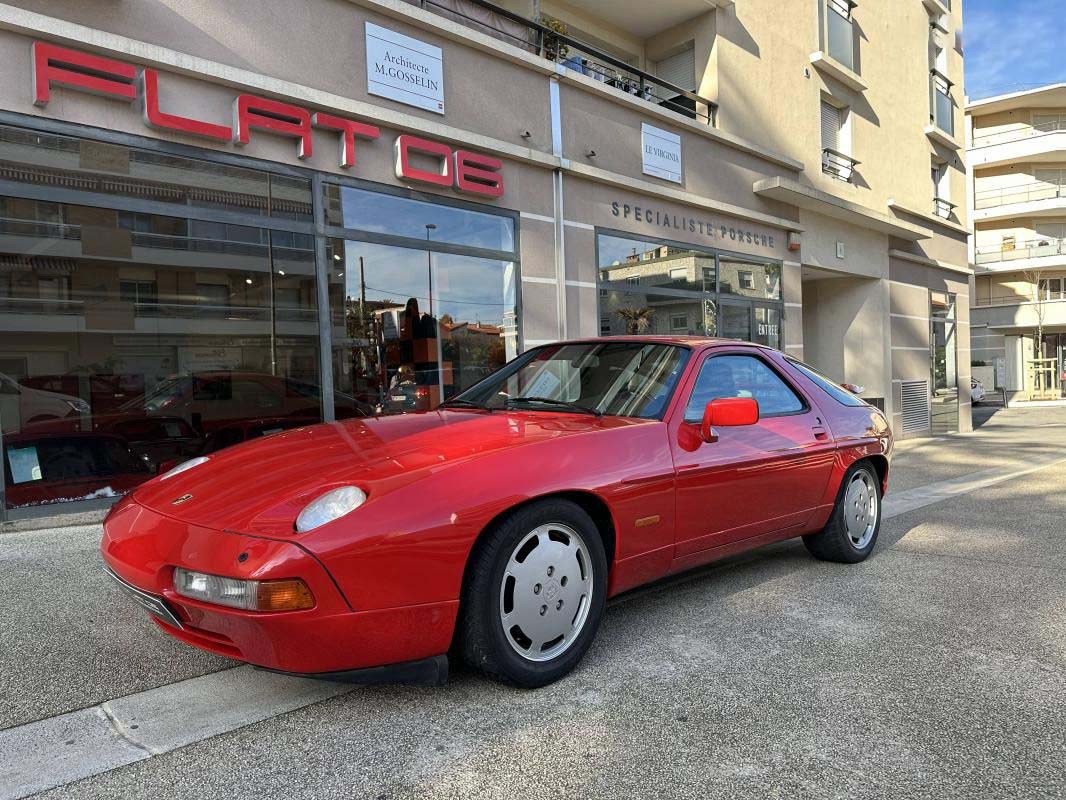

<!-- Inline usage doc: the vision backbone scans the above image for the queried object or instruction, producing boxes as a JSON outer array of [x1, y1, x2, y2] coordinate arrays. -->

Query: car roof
[[536, 336, 776, 351]]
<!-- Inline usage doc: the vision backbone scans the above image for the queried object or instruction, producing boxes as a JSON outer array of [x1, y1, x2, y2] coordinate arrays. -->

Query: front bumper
[[101, 498, 458, 676]]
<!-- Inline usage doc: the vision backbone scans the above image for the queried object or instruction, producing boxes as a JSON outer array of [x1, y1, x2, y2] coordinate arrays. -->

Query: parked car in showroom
[[102, 338, 892, 688], [117, 371, 371, 435], [0, 371, 90, 431], [5, 431, 152, 508]]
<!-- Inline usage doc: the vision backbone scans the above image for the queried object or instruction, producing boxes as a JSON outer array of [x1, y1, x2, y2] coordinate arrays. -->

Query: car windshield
[[447, 342, 690, 419]]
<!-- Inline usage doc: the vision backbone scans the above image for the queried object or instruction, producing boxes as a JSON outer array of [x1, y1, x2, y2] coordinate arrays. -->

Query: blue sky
[[965, 0, 1066, 100]]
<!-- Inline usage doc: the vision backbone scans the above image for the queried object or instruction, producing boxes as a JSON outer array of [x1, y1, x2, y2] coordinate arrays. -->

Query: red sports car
[[101, 338, 892, 687]]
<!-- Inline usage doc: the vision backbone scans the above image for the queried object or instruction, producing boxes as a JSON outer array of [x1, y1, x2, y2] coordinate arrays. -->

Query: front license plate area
[[105, 567, 184, 630]]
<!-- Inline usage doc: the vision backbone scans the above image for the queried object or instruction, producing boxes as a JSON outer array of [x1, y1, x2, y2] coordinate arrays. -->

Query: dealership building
[[0, 0, 969, 520]]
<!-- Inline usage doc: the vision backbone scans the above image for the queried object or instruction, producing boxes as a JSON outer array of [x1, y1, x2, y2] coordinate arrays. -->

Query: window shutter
[[1035, 168, 1064, 186], [821, 102, 842, 150], [656, 45, 696, 91], [1036, 222, 1066, 240]]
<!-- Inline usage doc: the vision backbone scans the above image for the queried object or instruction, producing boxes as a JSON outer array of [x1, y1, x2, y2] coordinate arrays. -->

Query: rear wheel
[[459, 499, 607, 687], [803, 462, 882, 563]]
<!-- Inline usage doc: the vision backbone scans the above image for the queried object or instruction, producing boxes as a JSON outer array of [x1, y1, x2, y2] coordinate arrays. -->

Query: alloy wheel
[[498, 523, 593, 662], [844, 470, 878, 550]]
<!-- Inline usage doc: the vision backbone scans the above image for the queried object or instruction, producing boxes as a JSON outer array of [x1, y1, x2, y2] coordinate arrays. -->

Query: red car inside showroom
[[102, 337, 892, 688]]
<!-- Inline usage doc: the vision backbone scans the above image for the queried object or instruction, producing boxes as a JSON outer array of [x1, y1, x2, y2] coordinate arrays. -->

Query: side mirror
[[701, 397, 759, 443]]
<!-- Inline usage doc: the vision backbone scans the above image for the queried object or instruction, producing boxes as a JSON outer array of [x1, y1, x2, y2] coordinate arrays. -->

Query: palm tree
[[615, 306, 655, 335]]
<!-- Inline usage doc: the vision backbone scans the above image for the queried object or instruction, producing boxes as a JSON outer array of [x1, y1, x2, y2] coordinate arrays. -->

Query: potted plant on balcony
[[536, 15, 569, 62]]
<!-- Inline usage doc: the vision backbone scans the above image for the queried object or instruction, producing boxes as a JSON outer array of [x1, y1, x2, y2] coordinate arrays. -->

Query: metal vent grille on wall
[[900, 380, 931, 434]]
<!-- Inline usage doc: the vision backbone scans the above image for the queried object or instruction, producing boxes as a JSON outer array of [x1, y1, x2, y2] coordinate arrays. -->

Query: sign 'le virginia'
[[29, 41, 504, 198]]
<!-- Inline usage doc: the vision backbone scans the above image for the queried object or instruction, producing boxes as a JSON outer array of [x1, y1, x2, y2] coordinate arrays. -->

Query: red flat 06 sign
[[30, 41, 504, 199]]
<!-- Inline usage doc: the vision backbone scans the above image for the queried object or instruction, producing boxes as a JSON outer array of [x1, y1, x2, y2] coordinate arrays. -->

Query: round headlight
[[159, 456, 210, 481], [295, 486, 366, 532]]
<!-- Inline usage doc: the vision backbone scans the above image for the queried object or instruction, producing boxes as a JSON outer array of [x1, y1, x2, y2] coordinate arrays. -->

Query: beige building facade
[[967, 83, 1066, 402], [0, 0, 968, 519]]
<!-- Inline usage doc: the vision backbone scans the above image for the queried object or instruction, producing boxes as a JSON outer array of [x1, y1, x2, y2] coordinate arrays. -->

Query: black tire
[[803, 461, 882, 564], [458, 498, 608, 688]]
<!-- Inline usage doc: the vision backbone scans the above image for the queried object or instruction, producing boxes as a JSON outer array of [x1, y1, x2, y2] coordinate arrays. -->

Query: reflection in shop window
[[328, 239, 518, 417], [0, 124, 313, 221], [324, 185, 515, 252], [0, 195, 321, 510]]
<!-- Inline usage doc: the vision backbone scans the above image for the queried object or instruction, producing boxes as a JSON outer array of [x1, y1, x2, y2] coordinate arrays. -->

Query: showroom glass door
[[323, 185, 519, 416]]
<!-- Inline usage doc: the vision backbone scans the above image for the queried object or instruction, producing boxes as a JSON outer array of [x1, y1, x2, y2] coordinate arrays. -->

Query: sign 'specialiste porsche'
[[102, 338, 892, 688]]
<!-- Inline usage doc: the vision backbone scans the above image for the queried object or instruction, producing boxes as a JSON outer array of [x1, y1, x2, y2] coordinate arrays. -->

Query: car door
[[669, 348, 837, 559]]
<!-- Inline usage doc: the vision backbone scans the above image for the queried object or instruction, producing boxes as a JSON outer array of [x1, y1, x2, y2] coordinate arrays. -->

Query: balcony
[[970, 121, 1066, 168], [975, 236, 1066, 269], [924, 70, 960, 150], [973, 180, 1066, 222], [932, 197, 956, 219], [822, 147, 859, 182], [407, 0, 717, 125]]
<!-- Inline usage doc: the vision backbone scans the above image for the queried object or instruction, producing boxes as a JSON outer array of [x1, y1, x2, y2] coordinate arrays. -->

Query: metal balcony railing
[[406, 0, 718, 126], [822, 147, 859, 182], [930, 69, 954, 136], [825, 0, 856, 71], [975, 237, 1066, 266], [971, 119, 1066, 148], [932, 197, 956, 219], [975, 180, 1066, 210]]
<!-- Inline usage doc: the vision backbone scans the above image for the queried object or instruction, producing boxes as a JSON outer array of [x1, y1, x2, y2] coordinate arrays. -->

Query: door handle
[[812, 425, 828, 440]]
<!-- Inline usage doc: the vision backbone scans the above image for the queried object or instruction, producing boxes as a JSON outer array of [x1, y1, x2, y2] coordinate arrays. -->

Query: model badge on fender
[[171, 494, 193, 505]]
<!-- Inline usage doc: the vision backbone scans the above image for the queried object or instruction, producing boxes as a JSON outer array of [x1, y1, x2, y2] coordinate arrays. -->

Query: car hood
[[130, 410, 649, 535]]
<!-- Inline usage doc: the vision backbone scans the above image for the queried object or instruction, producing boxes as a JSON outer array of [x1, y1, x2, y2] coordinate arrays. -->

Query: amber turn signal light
[[256, 579, 315, 612]]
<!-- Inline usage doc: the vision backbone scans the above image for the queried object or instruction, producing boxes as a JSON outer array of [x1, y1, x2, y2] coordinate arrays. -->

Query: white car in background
[[0, 372, 90, 431], [971, 378, 987, 405]]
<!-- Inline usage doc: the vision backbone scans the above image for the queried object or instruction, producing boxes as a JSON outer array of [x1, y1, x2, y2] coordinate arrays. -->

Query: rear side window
[[685, 354, 805, 419], [787, 359, 866, 407]]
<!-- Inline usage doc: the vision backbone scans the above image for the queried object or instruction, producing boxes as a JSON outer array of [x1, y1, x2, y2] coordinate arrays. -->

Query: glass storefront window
[[599, 288, 716, 336], [0, 123, 312, 221], [596, 232, 783, 346], [597, 233, 716, 293], [0, 195, 320, 510], [324, 185, 515, 252], [328, 239, 518, 416], [719, 258, 781, 300]]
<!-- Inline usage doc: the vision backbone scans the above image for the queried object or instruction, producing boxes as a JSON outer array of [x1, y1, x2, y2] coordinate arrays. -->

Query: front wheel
[[803, 462, 882, 563], [459, 499, 608, 687]]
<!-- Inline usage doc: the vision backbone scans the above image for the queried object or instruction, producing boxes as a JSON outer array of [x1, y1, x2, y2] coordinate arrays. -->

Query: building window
[[596, 232, 782, 346], [932, 160, 954, 218], [822, 0, 857, 71], [600, 314, 612, 335], [821, 99, 856, 181]]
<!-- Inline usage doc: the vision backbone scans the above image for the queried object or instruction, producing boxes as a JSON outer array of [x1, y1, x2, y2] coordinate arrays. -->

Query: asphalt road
[[2, 407, 1065, 799]]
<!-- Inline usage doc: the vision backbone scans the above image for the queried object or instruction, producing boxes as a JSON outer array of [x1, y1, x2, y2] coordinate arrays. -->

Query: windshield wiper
[[505, 397, 603, 417], [439, 398, 493, 411]]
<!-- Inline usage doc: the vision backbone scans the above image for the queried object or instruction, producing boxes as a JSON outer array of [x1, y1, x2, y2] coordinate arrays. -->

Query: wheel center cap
[[543, 579, 560, 600]]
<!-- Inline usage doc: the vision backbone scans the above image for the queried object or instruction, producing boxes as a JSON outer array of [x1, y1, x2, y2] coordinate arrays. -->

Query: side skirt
[[259, 654, 450, 687]]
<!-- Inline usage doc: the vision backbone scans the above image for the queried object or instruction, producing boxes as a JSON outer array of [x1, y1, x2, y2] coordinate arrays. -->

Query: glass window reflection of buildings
[[596, 232, 782, 348]]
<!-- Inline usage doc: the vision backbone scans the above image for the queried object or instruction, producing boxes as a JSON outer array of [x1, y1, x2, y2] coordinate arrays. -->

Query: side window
[[685, 354, 805, 419], [786, 359, 866, 407]]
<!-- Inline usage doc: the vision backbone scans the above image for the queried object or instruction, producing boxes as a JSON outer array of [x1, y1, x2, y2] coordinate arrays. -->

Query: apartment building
[[0, 0, 967, 520], [967, 83, 1066, 402]]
